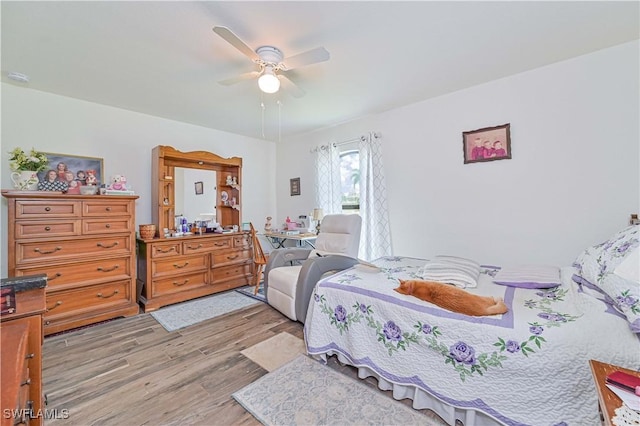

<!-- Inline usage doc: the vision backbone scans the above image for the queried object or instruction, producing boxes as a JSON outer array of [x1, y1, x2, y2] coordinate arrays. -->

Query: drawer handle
[[173, 262, 189, 269], [34, 246, 62, 255], [47, 301, 63, 311], [105, 223, 111, 229], [106, 207, 112, 211], [45, 206, 51, 212], [97, 241, 119, 249], [97, 265, 119, 273], [21, 378, 31, 386], [227, 254, 239, 260], [44, 226, 51, 231], [97, 289, 119, 298], [215, 242, 226, 246], [157, 247, 176, 253], [47, 272, 62, 281], [186, 244, 203, 250], [173, 279, 189, 287]]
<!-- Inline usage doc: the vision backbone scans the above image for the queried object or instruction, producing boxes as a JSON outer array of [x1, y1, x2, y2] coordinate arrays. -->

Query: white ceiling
[[2, 1, 638, 142]]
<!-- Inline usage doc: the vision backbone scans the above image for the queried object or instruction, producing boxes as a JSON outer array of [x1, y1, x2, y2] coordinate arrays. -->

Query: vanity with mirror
[[136, 145, 253, 312]]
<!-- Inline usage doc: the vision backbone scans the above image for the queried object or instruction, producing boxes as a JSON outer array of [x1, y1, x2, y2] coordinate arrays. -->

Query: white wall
[[277, 41, 640, 266], [1, 85, 276, 274]]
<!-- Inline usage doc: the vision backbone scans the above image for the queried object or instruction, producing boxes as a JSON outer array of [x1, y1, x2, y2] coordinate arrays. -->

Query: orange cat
[[394, 279, 508, 316]]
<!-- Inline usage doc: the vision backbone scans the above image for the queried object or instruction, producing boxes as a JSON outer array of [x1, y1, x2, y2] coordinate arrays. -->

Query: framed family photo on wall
[[462, 123, 512, 164]]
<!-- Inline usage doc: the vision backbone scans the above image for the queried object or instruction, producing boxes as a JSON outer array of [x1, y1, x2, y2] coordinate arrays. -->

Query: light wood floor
[[42, 298, 449, 425]]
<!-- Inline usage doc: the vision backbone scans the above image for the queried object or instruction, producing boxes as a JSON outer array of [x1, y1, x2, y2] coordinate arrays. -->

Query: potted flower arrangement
[[8, 147, 49, 190]]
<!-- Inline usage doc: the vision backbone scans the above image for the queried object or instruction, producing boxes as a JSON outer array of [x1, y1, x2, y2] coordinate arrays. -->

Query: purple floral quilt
[[304, 256, 640, 426]]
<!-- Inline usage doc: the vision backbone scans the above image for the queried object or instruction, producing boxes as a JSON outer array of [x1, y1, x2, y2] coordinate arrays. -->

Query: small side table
[[589, 359, 640, 426]]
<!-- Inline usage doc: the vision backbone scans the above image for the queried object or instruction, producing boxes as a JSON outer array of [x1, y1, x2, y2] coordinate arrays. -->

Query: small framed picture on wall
[[290, 177, 300, 196], [462, 123, 512, 164]]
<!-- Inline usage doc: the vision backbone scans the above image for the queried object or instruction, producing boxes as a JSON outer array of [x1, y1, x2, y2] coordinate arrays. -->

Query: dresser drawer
[[150, 242, 182, 258], [83, 218, 132, 235], [182, 238, 231, 255], [15, 256, 132, 290], [152, 271, 209, 297], [15, 200, 81, 219], [16, 235, 132, 265], [211, 249, 252, 266], [209, 237, 233, 251], [211, 262, 252, 283], [83, 200, 133, 217], [44, 279, 132, 321], [15, 219, 81, 239], [233, 234, 251, 249], [152, 254, 208, 277]]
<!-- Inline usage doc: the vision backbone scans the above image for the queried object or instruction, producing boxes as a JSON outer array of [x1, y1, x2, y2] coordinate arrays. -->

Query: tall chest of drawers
[[136, 232, 253, 312], [2, 191, 140, 335]]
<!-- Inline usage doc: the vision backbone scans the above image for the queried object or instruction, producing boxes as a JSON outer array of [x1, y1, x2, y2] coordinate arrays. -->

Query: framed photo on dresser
[[38, 153, 104, 193]]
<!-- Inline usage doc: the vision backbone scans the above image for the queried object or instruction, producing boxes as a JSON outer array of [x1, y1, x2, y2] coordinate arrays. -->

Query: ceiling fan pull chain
[[277, 100, 282, 143], [261, 101, 266, 139]]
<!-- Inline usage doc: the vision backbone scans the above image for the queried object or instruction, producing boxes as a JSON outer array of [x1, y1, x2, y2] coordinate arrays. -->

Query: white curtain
[[313, 143, 342, 214], [358, 132, 392, 260]]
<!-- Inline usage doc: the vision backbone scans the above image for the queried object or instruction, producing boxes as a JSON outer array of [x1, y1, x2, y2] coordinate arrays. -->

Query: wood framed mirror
[[152, 145, 242, 234]]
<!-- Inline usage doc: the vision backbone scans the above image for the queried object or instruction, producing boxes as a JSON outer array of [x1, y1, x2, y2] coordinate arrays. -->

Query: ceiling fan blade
[[281, 47, 330, 71], [279, 73, 306, 98], [218, 71, 260, 86], [212, 26, 259, 62]]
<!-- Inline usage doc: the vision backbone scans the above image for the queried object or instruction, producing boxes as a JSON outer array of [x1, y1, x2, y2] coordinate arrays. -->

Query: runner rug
[[240, 331, 306, 372], [235, 283, 266, 303], [232, 355, 443, 426], [150, 291, 260, 332]]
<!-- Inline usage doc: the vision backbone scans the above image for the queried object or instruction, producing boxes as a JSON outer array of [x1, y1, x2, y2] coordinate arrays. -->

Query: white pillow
[[614, 247, 639, 283], [417, 255, 481, 288], [572, 225, 640, 333], [493, 265, 561, 289]]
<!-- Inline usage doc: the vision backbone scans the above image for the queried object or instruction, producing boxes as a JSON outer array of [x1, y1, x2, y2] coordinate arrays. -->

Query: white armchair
[[264, 214, 362, 323]]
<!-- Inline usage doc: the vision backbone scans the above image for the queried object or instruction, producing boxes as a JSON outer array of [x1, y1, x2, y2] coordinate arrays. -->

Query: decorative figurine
[[264, 216, 272, 232], [108, 174, 127, 191], [85, 169, 98, 186]]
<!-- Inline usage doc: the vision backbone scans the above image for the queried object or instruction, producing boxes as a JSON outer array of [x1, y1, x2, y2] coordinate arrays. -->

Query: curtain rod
[[310, 132, 381, 153]]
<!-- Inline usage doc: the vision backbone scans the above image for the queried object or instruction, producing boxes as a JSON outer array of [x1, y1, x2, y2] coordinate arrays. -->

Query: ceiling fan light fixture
[[258, 66, 280, 93]]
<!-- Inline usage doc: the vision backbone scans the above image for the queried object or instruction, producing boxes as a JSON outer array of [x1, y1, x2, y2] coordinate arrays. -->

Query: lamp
[[258, 65, 280, 94], [312, 208, 324, 234]]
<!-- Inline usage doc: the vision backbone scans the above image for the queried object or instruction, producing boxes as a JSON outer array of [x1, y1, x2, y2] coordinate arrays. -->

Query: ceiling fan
[[212, 26, 330, 97]]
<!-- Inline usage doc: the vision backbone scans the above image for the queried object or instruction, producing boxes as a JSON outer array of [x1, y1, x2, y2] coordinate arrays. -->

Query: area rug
[[232, 355, 441, 426], [235, 283, 266, 303], [150, 291, 260, 332], [241, 332, 306, 372]]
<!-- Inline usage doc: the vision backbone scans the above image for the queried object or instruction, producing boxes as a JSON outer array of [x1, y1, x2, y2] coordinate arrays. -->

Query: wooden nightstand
[[589, 359, 640, 426]]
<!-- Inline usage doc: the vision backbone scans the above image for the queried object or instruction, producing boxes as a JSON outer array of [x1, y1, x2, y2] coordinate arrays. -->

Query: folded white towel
[[417, 255, 481, 288]]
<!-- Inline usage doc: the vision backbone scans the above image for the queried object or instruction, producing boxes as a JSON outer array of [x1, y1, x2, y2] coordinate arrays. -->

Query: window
[[340, 150, 359, 214]]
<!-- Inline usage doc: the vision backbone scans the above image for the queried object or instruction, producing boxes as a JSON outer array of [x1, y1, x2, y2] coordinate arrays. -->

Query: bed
[[304, 226, 640, 426]]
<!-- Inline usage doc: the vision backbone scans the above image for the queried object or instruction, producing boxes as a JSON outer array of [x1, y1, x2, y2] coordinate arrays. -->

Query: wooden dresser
[[136, 232, 253, 312], [2, 191, 140, 335], [1, 275, 46, 426]]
